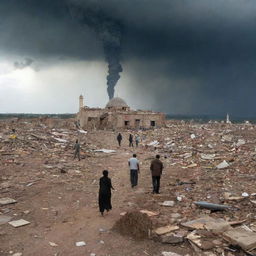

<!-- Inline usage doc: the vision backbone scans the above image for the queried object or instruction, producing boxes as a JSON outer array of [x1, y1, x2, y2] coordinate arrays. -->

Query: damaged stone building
[[77, 95, 166, 130]]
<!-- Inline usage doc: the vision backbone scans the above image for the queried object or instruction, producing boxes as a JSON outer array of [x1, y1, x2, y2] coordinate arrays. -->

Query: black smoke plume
[[68, 0, 123, 99]]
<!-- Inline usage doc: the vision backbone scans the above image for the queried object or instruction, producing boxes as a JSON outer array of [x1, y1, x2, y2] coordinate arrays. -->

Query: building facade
[[77, 95, 166, 130]]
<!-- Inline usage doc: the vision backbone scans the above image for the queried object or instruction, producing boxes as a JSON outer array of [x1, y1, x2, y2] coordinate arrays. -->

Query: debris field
[[1, 118, 256, 256]]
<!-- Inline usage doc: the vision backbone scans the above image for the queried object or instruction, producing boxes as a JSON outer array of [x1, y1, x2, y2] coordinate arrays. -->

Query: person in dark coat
[[117, 133, 122, 146], [73, 139, 81, 161], [98, 170, 114, 216], [150, 155, 164, 194], [129, 134, 134, 147]]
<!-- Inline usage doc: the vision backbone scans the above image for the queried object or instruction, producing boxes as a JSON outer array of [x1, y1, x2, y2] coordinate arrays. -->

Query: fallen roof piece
[[223, 227, 256, 251], [8, 219, 30, 228]]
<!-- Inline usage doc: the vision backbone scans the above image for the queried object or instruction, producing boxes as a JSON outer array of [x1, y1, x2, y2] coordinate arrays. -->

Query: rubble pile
[[1, 117, 256, 255], [113, 211, 152, 239], [125, 121, 256, 255]]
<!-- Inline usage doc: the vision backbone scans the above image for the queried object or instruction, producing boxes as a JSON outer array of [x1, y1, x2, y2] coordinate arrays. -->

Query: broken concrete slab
[[181, 216, 231, 233], [160, 233, 184, 244], [94, 149, 116, 153], [187, 231, 216, 250], [161, 201, 175, 207], [8, 219, 30, 228], [0, 197, 17, 206], [223, 227, 256, 251], [216, 160, 230, 169], [75, 241, 86, 247], [154, 225, 179, 235], [201, 153, 216, 160]]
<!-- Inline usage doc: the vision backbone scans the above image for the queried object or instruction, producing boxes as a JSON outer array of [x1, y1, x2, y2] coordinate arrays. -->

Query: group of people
[[117, 133, 140, 147], [72, 138, 164, 216], [128, 154, 163, 193], [98, 154, 164, 216], [73, 132, 142, 161]]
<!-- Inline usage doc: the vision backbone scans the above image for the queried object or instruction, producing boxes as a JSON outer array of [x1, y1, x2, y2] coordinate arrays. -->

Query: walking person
[[98, 170, 114, 216], [74, 139, 81, 161], [150, 155, 163, 194], [129, 134, 134, 147], [135, 134, 140, 147], [117, 133, 122, 147], [128, 154, 140, 188]]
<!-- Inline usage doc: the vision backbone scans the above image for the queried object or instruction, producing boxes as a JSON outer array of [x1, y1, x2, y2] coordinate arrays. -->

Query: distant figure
[[129, 134, 134, 147], [117, 133, 122, 146], [135, 135, 140, 147], [128, 154, 140, 188], [74, 139, 81, 161], [99, 170, 114, 216], [150, 155, 163, 194]]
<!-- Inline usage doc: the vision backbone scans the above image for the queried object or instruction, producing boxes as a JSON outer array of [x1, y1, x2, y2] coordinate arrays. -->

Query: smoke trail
[[68, 0, 123, 99]]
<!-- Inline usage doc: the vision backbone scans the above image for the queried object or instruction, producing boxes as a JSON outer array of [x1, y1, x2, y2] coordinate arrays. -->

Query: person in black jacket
[[98, 170, 114, 216], [129, 134, 134, 147], [117, 133, 122, 146]]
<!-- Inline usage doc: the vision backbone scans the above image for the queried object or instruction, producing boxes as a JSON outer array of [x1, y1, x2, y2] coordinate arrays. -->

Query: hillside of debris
[[1, 118, 256, 256]]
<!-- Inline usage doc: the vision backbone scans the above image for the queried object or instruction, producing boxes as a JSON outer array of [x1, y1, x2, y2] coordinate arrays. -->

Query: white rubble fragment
[[8, 219, 30, 228], [222, 134, 233, 142], [53, 137, 68, 143], [208, 144, 214, 149], [76, 241, 86, 247], [177, 196, 183, 202], [216, 160, 230, 169], [200, 153, 216, 160], [236, 139, 246, 147], [181, 152, 192, 159], [78, 129, 87, 134], [94, 149, 116, 153], [0, 197, 17, 206], [190, 134, 196, 139], [242, 192, 249, 197], [147, 140, 159, 146], [161, 201, 175, 207], [49, 242, 58, 247], [12, 253, 22, 256]]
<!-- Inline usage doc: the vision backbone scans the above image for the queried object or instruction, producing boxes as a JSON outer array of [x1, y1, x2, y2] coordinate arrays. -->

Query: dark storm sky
[[1, 0, 256, 116]]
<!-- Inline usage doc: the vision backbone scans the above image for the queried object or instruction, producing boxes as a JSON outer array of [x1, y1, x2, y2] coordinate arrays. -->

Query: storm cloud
[[1, 0, 256, 116], [14, 58, 34, 69]]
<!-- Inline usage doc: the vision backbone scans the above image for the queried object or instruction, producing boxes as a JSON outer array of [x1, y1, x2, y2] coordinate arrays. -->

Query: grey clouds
[[1, 0, 256, 116]]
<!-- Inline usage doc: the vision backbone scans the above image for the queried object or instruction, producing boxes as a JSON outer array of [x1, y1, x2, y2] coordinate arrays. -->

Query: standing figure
[[74, 139, 81, 161], [150, 155, 163, 194], [129, 134, 134, 147], [117, 133, 122, 147], [135, 135, 140, 147], [128, 154, 140, 188], [99, 170, 114, 216]]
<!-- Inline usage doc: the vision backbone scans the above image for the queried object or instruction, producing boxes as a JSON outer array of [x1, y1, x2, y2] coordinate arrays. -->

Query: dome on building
[[106, 97, 129, 109]]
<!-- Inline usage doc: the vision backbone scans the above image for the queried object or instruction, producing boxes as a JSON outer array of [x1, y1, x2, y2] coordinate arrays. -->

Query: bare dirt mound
[[113, 211, 153, 239]]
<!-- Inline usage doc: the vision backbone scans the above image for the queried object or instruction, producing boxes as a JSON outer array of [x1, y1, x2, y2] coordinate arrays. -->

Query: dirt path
[[1, 131, 193, 256]]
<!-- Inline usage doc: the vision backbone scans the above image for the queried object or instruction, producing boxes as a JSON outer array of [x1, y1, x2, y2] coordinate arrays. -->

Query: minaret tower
[[226, 113, 231, 124], [79, 95, 84, 110]]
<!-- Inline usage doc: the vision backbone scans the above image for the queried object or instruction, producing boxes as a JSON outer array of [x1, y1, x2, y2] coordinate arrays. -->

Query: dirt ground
[[1, 120, 256, 256]]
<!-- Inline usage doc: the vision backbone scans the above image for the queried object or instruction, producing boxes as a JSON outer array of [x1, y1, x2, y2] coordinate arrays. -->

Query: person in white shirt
[[128, 154, 140, 188]]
